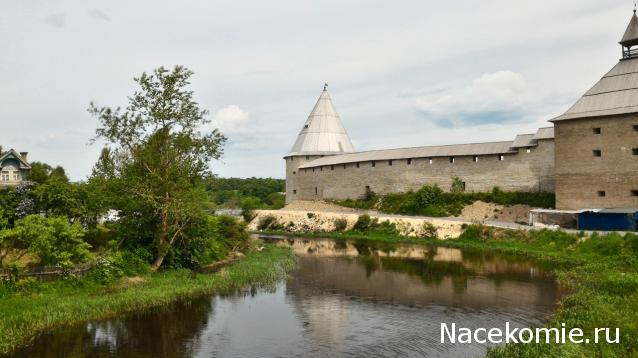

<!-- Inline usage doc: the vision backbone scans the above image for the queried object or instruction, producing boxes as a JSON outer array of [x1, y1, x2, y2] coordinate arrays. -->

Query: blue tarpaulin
[[578, 209, 638, 231]]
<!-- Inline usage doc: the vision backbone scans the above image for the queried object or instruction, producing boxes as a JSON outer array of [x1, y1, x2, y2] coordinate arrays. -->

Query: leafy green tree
[[25, 162, 69, 183], [0, 215, 90, 267], [265, 192, 285, 209], [240, 196, 261, 222], [89, 66, 226, 270], [27, 162, 53, 184], [49, 166, 69, 182]]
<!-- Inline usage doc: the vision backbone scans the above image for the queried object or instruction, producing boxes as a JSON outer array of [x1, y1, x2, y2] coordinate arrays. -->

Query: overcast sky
[[0, 1, 633, 180]]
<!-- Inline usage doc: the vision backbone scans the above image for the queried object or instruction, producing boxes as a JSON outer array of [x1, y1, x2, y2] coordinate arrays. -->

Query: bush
[[165, 215, 250, 269], [338, 184, 555, 218], [240, 197, 261, 222], [265, 192, 285, 209], [353, 215, 372, 231], [450, 176, 465, 193], [90, 254, 124, 284], [0, 215, 90, 268], [83, 224, 116, 250], [334, 188, 377, 209], [334, 218, 348, 231], [421, 222, 438, 239], [257, 215, 278, 230], [119, 249, 151, 276]]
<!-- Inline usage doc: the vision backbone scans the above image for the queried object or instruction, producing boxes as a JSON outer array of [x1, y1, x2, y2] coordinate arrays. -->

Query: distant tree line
[[206, 177, 285, 210]]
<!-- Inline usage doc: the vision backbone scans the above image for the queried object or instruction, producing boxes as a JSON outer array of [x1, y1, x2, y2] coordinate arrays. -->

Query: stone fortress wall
[[285, 138, 555, 202]]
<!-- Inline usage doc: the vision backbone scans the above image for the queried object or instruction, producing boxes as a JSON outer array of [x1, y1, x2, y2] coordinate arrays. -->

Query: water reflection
[[270, 237, 558, 309], [14, 237, 560, 358]]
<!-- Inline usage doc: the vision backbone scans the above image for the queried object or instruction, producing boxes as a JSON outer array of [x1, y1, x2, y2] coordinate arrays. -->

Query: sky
[[0, 1, 633, 180]]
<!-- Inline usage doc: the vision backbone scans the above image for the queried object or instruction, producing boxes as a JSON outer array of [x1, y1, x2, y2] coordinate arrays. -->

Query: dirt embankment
[[247, 210, 468, 239], [461, 201, 531, 224], [282, 200, 531, 225]]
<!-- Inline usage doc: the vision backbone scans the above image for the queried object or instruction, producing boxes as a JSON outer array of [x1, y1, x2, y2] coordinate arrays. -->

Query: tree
[[26, 162, 69, 183], [89, 66, 226, 270], [28, 162, 53, 184], [0, 215, 90, 267]]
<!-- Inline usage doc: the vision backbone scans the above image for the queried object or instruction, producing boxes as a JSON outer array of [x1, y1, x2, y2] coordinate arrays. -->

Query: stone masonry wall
[[286, 139, 555, 202], [554, 114, 638, 210]]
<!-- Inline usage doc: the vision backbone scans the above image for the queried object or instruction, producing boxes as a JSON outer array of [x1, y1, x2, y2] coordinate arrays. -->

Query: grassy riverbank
[[257, 226, 638, 357], [0, 245, 295, 355]]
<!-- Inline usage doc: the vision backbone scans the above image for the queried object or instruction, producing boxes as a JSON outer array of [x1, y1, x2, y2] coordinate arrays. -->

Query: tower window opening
[[428, 158, 433, 164], [356, 162, 360, 168], [315, 187, 318, 195], [449, 157, 455, 164], [526, 147, 531, 153], [593, 149, 602, 157], [631, 190, 638, 197], [372, 161, 376, 167], [293, 171, 296, 175], [331, 165, 334, 170], [388, 160, 393, 166], [593, 127, 601, 134], [633, 124, 638, 131], [343, 164, 346, 169], [498, 155, 504, 161], [305, 155, 309, 160], [473, 155, 478, 163], [293, 189, 297, 194], [597, 190, 606, 197], [632, 148, 638, 155], [407, 158, 412, 165]]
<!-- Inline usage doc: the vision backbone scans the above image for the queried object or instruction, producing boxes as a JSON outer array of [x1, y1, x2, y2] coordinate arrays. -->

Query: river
[[15, 236, 561, 357]]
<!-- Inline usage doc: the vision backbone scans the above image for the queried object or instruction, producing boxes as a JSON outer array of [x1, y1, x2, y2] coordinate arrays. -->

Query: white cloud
[[207, 105, 251, 135], [414, 70, 535, 127]]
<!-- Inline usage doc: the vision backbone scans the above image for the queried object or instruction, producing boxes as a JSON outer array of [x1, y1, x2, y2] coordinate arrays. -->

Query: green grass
[[0, 245, 295, 355], [258, 226, 638, 357]]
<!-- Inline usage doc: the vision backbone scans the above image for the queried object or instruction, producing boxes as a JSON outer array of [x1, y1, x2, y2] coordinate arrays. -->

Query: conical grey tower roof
[[552, 10, 638, 121], [620, 10, 638, 47], [288, 87, 355, 156]]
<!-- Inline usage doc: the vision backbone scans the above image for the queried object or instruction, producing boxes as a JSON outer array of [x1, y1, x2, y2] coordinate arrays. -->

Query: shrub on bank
[[353, 215, 372, 231], [257, 215, 278, 231], [421, 222, 438, 239], [351, 215, 399, 235], [334, 218, 348, 231], [164, 215, 250, 269], [337, 185, 555, 218]]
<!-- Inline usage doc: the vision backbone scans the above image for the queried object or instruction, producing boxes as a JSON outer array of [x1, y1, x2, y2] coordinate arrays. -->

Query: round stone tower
[[285, 85, 355, 203]]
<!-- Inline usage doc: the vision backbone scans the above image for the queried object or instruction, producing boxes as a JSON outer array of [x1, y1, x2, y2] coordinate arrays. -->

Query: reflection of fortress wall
[[271, 238, 552, 279], [287, 255, 558, 310], [287, 294, 352, 347]]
